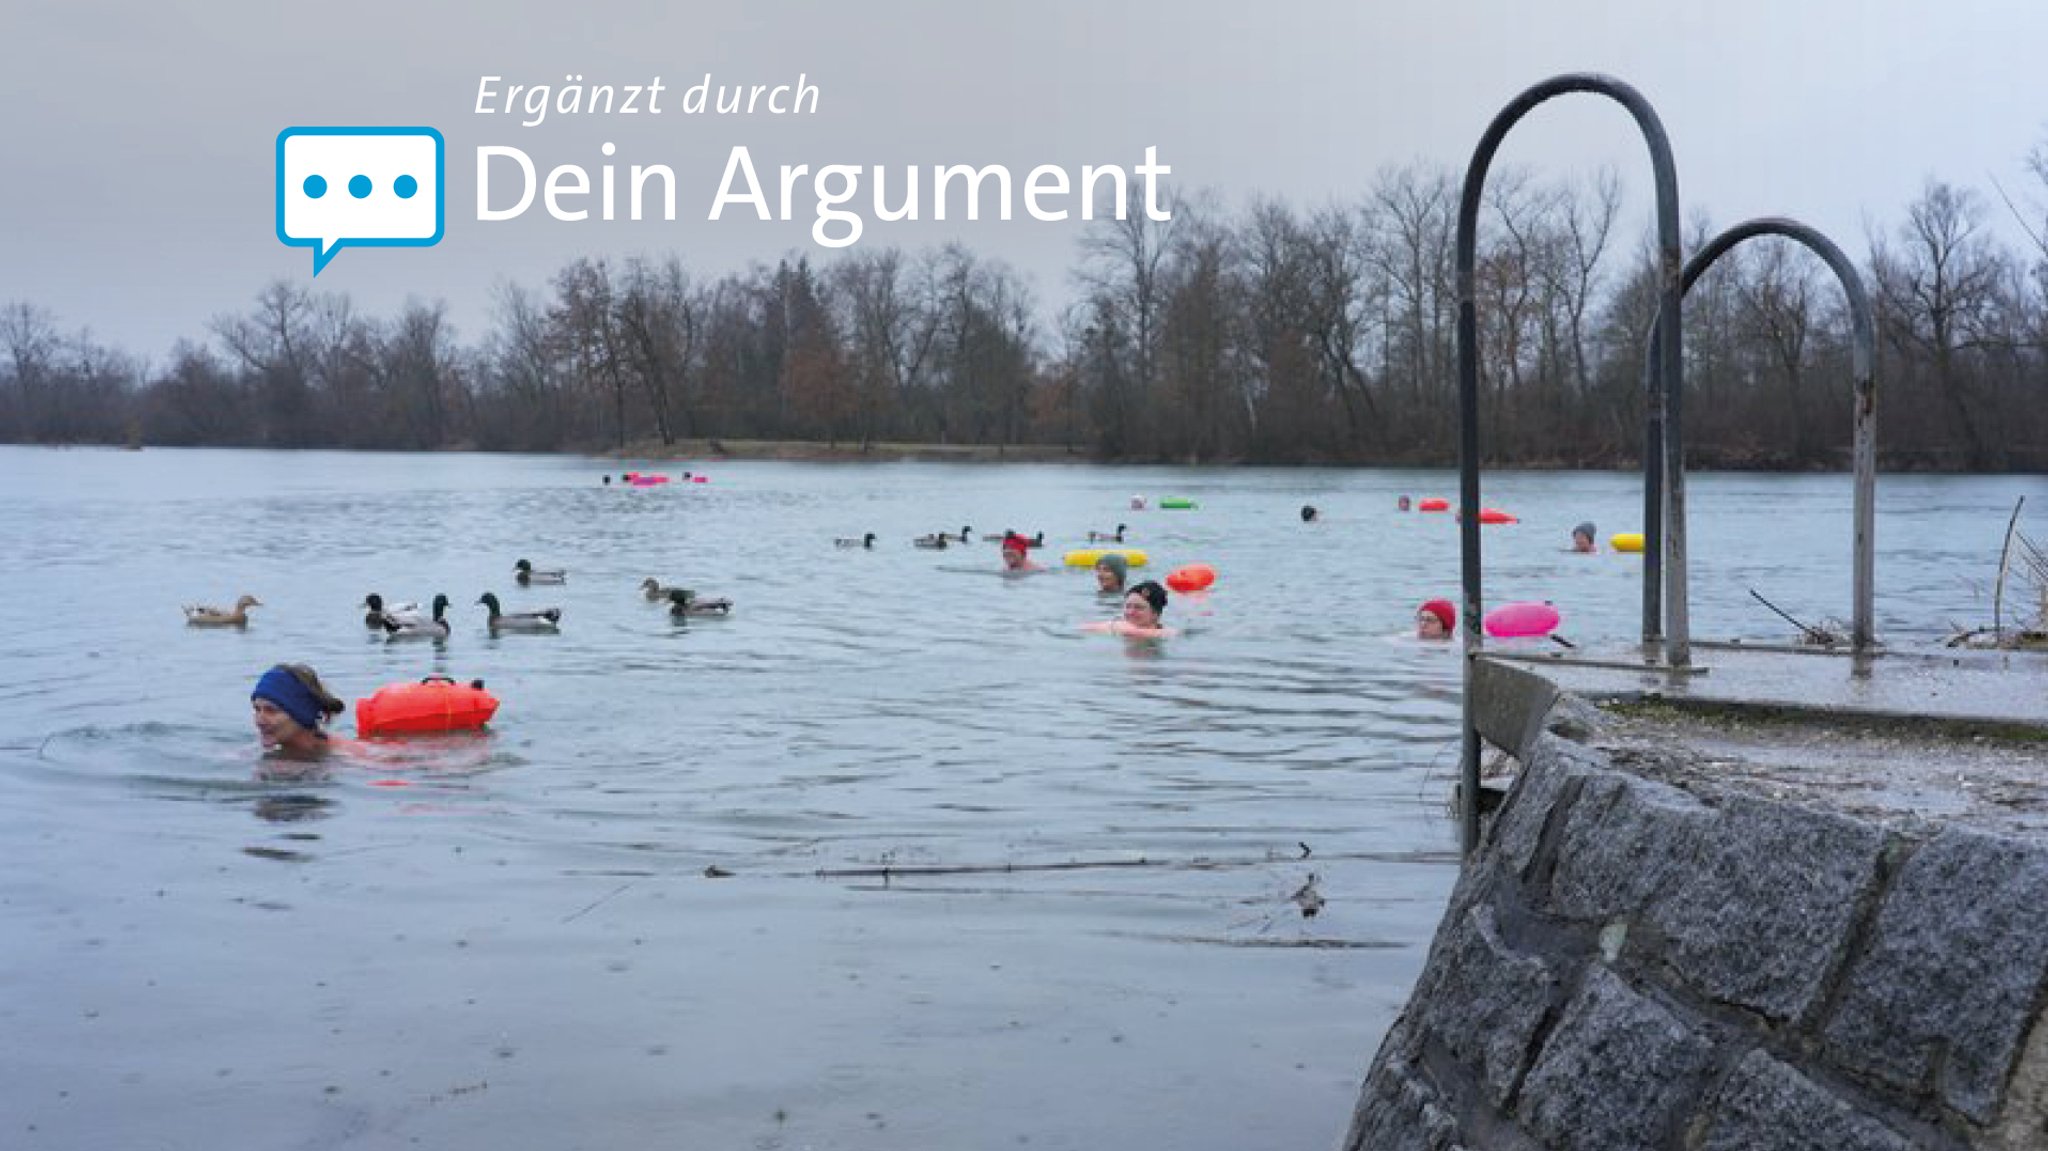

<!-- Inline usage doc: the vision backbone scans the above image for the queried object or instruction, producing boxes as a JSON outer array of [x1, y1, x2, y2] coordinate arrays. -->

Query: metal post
[[1456, 183, 1485, 859], [1641, 343, 1663, 645], [1654, 192, 1688, 668]]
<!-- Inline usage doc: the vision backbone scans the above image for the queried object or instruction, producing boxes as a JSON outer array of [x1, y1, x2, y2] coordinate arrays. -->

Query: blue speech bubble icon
[[276, 127, 445, 274]]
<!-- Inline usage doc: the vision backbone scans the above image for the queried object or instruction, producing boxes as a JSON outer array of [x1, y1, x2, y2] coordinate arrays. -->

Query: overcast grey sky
[[4, 0, 2045, 360]]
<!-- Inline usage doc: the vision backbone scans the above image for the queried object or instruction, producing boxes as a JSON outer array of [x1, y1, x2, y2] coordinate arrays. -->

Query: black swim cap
[[1129, 580, 1168, 615]]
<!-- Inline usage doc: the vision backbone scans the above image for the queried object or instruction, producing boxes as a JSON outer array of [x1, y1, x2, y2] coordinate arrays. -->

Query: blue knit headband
[[252, 666, 323, 732]]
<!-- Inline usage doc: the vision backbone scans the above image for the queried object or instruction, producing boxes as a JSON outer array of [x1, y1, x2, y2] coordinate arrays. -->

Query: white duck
[[382, 594, 452, 640], [184, 594, 261, 627], [478, 592, 560, 632]]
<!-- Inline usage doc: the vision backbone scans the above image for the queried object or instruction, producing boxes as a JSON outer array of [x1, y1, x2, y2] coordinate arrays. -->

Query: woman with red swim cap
[[999, 532, 1041, 573], [1416, 599, 1455, 641]]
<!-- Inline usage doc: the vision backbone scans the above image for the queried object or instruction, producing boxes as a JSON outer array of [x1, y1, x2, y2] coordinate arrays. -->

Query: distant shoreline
[[3, 438, 2035, 472], [605, 439, 1096, 465], [594, 438, 2030, 473]]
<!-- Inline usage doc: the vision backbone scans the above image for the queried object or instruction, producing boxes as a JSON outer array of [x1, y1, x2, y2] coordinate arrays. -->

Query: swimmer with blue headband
[[251, 664, 345, 755]]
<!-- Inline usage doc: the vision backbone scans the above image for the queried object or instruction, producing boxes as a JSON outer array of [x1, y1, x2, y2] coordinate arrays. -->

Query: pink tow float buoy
[[1484, 601, 1561, 639], [1478, 507, 1518, 524], [1164, 563, 1216, 593], [691, 475, 707, 483]]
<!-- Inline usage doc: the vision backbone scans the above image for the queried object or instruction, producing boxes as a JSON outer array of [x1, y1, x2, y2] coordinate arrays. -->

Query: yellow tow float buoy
[[1064, 548, 1150, 569]]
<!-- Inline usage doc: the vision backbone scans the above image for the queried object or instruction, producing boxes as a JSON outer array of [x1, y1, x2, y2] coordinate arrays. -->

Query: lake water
[[0, 447, 2035, 1150]]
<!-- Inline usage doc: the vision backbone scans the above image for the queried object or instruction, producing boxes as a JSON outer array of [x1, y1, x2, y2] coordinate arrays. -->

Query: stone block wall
[[1341, 712, 2048, 1150]]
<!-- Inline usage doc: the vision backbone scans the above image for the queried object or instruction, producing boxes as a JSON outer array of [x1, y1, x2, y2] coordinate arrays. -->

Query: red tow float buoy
[[355, 676, 500, 737]]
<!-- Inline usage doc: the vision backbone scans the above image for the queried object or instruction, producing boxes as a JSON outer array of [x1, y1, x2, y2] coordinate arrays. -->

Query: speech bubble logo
[[276, 127, 445, 275]]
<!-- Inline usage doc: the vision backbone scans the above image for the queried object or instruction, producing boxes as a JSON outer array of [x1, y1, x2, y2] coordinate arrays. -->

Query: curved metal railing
[[1640, 218, 1878, 650], [1455, 72, 1684, 854]]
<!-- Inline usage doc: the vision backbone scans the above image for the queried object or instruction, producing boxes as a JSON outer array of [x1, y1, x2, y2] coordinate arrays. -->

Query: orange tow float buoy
[[1453, 506, 1520, 525], [1417, 497, 1450, 512], [355, 676, 500, 737], [1165, 563, 1216, 593]]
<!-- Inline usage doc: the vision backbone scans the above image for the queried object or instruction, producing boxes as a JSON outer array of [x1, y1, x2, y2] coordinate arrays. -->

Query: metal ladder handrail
[[1455, 72, 1685, 855], [1640, 217, 1878, 651]]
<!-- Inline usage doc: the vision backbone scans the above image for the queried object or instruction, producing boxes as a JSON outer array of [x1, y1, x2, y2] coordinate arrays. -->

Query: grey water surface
[[0, 447, 2034, 1150]]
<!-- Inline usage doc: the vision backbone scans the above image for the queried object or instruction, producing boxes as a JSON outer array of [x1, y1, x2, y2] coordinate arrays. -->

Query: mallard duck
[[478, 592, 560, 632], [912, 534, 948, 550], [514, 559, 567, 585], [939, 525, 974, 544], [1086, 523, 1128, 544], [362, 593, 424, 629], [834, 533, 878, 549], [382, 594, 452, 640], [667, 588, 733, 617], [1290, 873, 1325, 919], [184, 594, 261, 627], [640, 577, 685, 600]]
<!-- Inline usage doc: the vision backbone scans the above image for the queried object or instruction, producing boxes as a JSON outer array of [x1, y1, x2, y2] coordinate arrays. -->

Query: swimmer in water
[[251, 664, 347, 756], [1000, 533, 1041, 573], [1417, 599, 1456, 641], [1301, 504, 1320, 523], [1085, 580, 1177, 638], [1571, 522, 1597, 553], [1093, 552, 1130, 595], [1397, 495, 1412, 512]]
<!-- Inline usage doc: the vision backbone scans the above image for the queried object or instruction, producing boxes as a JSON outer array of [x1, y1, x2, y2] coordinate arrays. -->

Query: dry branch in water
[[1949, 497, 2047, 650]]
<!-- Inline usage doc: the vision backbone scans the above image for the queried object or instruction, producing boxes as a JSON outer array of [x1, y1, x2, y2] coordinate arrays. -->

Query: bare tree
[[1366, 163, 1457, 423], [1873, 179, 2008, 466], [1078, 184, 1184, 451], [0, 302, 61, 440], [1552, 168, 1622, 398], [551, 259, 633, 449]]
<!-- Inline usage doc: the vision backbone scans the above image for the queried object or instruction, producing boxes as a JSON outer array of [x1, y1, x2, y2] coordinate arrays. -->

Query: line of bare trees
[[5, 159, 2046, 470]]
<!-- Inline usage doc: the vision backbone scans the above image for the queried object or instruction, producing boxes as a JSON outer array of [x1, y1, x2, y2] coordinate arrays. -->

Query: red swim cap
[[1420, 599, 1456, 630], [1002, 533, 1029, 552]]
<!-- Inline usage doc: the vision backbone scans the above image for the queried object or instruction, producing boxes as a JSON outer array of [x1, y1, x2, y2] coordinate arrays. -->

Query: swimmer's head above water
[[251, 664, 344, 755], [1001, 533, 1035, 570], [1094, 552, 1129, 593], [1416, 599, 1455, 641], [1571, 522, 1597, 553], [1124, 580, 1169, 629]]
